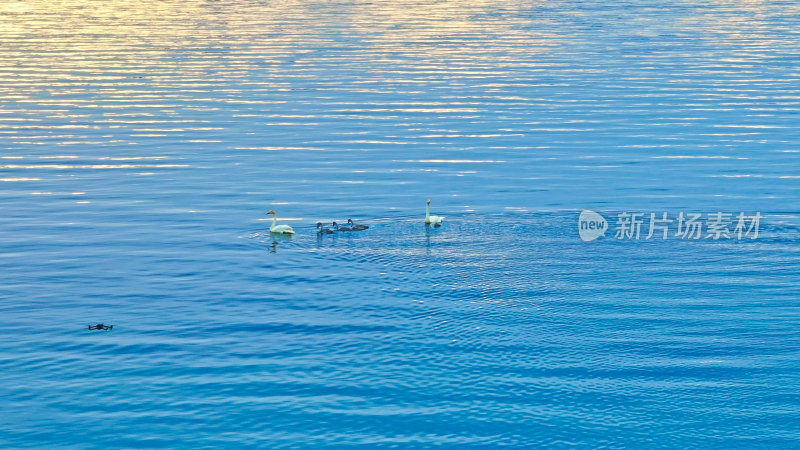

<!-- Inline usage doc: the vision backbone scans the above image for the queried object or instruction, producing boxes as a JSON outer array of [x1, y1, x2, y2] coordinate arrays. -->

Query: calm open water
[[1, 0, 799, 448]]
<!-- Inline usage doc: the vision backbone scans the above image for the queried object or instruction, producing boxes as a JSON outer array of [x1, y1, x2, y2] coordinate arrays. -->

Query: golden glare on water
[[0, 0, 798, 201], [0, 0, 558, 179]]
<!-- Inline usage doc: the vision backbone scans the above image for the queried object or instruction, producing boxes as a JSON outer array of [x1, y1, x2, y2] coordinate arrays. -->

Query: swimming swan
[[317, 222, 334, 234], [346, 219, 369, 231], [267, 210, 295, 234], [424, 199, 444, 225], [332, 221, 353, 232]]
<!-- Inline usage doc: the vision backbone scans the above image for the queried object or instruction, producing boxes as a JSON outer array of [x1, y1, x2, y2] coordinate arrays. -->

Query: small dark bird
[[347, 219, 369, 231], [317, 222, 334, 234], [332, 221, 353, 232], [88, 324, 113, 331]]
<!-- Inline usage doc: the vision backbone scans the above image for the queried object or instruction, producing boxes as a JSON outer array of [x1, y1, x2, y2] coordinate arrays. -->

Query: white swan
[[267, 209, 295, 234], [425, 199, 445, 225]]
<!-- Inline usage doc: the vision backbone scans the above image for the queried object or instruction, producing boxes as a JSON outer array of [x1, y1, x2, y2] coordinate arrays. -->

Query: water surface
[[1, 0, 799, 447]]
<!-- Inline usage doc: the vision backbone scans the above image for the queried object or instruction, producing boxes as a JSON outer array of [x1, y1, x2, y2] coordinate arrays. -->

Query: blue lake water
[[1, 0, 799, 447]]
